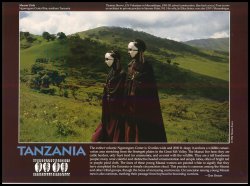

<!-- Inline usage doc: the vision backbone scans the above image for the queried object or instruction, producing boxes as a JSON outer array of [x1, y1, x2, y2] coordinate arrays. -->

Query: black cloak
[[124, 60, 167, 142]]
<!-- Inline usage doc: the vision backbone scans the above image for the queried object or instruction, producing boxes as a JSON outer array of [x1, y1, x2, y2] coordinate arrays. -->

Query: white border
[[18, 10, 231, 144]]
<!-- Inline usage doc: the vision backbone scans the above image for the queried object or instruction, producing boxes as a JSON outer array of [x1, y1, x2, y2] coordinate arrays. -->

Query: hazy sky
[[20, 11, 229, 42]]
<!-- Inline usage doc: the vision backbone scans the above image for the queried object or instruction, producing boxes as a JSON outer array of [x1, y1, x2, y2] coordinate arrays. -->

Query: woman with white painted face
[[124, 39, 167, 142], [92, 50, 126, 142]]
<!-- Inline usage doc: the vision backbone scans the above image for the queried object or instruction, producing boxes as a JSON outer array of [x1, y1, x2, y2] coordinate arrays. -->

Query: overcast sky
[[19, 11, 229, 42]]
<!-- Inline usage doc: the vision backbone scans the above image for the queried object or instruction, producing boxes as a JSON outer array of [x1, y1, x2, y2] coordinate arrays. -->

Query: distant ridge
[[184, 38, 229, 53]]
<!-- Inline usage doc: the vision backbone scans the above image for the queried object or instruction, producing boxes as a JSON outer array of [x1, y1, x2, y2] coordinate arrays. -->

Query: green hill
[[76, 26, 229, 81], [20, 27, 229, 100], [19, 27, 229, 142], [184, 37, 229, 53]]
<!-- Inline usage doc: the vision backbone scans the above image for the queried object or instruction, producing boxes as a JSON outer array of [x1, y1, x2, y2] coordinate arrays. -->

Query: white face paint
[[105, 53, 114, 67], [128, 42, 138, 58]]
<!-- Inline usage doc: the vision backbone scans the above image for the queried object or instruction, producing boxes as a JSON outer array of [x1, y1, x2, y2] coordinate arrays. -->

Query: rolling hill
[[76, 27, 229, 81], [20, 26, 229, 100], [184, 37, 229, 53]]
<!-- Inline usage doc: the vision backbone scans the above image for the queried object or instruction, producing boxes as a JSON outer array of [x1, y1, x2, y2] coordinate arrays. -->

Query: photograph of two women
[[19, 11, 229, 143]]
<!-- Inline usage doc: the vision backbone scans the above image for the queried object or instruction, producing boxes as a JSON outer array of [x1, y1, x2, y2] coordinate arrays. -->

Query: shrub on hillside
[[39, 87, 56, 95], [29, 74, 42, 90], [31, 64, 45, 74], [55, 120, 76, 137]]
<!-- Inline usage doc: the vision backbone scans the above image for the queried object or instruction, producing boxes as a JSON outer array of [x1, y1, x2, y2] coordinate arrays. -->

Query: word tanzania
[[17, 146, 86, 157]]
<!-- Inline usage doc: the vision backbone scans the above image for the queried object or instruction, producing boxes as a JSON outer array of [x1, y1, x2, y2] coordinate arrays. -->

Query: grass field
[[20, 84, 102, 142], [20, 83, 229, 142]]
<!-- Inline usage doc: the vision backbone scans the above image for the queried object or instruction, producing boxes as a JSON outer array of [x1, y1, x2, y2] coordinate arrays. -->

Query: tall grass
[[20, 84, 229, 142]]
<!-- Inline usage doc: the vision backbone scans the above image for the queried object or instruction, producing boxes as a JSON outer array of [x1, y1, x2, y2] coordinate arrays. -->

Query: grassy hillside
[[20, 84, 229, 142], [20, 84, 102, 142], [19, 27, 229, 142], [77, 27, 229, 81], [184, 37, 229, 53], [20, 40, 70, 70]]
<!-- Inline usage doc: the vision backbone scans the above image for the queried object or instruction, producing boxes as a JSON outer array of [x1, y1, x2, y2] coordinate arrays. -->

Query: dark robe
[[92, 69, 126, 142], [124, 60, 167, 142]]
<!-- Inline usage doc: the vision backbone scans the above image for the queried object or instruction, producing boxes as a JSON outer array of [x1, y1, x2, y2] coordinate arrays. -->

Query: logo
[[33, 159, 70, 176]]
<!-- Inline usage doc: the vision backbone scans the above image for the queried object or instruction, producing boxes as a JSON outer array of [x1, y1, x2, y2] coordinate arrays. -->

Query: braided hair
[[133, 39, 146, 64]]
